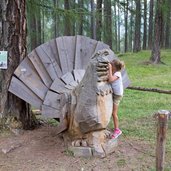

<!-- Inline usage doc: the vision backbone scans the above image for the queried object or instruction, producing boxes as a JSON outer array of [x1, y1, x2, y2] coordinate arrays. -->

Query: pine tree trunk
[[133, 0, 141, 52], [165, 0, 171, 48], [143, 0, 147, 50], [124, 0, 128, 52], [78, 0, 83, 35], [42, 0, 45, 42], [96, 0, 102, 41], [37, 5, 41, 45], [91, 0, 96, 39], [114, 1, 117, 52], [148, 0, 154, 49], [117, 1, 121, 52], [0, 0, 35, 129], [53, 0, 59, 38], [30, 12, 37, 50], [71, 0, 76, 36], [104, 0, 112, 48], [129, 0, 134, 51], [150, 0, 163, 63], [160, 5, 165, 49], [64, 0, 72, 36]]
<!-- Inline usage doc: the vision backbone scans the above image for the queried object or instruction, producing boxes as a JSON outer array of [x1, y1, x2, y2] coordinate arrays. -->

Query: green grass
[[118, 50, 171, 89], [110, 50, 171, 166]]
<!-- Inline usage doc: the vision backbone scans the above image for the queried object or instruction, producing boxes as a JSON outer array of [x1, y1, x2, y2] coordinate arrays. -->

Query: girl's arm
[[108, 63, 119, 83]]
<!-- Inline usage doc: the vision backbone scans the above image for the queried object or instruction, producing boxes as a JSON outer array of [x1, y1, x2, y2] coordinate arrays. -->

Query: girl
[[108, 59, 125, 139]]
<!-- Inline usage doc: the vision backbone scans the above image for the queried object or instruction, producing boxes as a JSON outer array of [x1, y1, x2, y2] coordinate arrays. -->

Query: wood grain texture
[[50, 78, 70, 94], [36, 42, 62, 80], [73, 69, 85, 83], [74, 35, 98, 69], [9, 77, 42, 109], [28, 50, 52, 87], [156, 111, 169, 171], [43, 90, 61, 110], [41, 104, 60, 118], [94, 41, 110, 52], [14, 57, 48, 100], [61, 72, 75, 85], [56, 36, 75, 74]]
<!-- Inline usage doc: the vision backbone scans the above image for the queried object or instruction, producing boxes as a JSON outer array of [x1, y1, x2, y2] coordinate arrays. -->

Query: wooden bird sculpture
[[9, 36, 130, 157]]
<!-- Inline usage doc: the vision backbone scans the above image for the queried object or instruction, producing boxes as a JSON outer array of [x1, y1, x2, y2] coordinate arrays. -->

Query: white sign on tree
[[0, 51, 8, 69]]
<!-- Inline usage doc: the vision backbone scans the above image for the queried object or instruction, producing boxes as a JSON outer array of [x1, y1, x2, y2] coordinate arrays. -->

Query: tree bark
[[124, 0, 128, 52], [150, 0, 163, 63], [37, 4, 41, 45], [129, 0, 134, 52], [0, 0, 35, 129], [53, 0, 57, 37], [117, 1, 121, 52], [143, 0, 147, 50], [30, 12, 37, 50], [113, 1, 117, 52], [64, 0, 72, 36], [96, 0, 102, 41], [165, 0, 171, 48], [71, 0, 76, 36], [91, 0, 96, 39], [78, 0, 83, 35], [133, 0, 141, 52], [104, 0, 112, 48], [148, 0, 154, 49]]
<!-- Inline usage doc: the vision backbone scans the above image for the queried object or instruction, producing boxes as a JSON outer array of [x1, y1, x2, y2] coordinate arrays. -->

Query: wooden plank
[[94, 41, 110, 52], [28, 50, 52, 87], [56, 36, 75, 74], [56, 37, 68, 74], [50, 38, 62, 69], [65, 84, 75, 90], [69, 81, 78, 87], [73, 69, 85, 83], [36, 42, 62, 80], [36, 45, 58, 80], [50, 78, 70, 94], [74, 35, 98, 69], [61, 36, 76, 72], [9, 77, 42, 109], [41, 104, 60, 118], [61, 72, 75, 85], [14, 58, 48, 100], [43, 90, 61, 109]]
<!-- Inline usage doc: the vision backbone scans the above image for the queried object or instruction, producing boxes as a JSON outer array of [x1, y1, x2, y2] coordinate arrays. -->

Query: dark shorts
[[113, 94, 123, 105]]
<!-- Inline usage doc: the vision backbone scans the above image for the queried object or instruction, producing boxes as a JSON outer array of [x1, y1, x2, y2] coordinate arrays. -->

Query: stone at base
[[68, 138, 118, 158], [91, 147, 106, 158], [102, 138, 118, 155], [68, 146, 92, 157]]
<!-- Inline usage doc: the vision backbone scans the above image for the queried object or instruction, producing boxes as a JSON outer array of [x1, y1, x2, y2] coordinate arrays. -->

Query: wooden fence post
[[156, 110, 170, 171]]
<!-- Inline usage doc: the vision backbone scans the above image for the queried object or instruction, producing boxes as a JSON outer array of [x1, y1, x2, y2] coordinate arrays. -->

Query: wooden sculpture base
[[62, 129, 118, 158]]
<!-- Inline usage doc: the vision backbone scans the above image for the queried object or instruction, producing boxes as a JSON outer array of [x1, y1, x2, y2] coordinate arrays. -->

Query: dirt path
[[0, 125, 155, 171]]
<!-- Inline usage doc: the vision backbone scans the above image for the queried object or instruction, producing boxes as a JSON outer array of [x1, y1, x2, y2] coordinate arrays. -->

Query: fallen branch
[[127, 86, 171, 95]]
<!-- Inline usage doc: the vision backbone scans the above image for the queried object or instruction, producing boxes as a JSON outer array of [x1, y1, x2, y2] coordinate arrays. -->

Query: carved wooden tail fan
[[9, 35, 130, 119]]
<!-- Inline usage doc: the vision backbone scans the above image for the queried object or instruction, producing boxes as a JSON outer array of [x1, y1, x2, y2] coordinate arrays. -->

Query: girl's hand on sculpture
[[108, 63, 112, 74]]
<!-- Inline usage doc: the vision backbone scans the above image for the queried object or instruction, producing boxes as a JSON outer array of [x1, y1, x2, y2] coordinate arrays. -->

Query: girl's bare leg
[[112, 103, 119, 129]]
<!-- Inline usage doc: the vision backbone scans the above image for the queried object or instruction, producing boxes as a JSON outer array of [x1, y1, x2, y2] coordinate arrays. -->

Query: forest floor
[[0, 123, 157, 171]]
